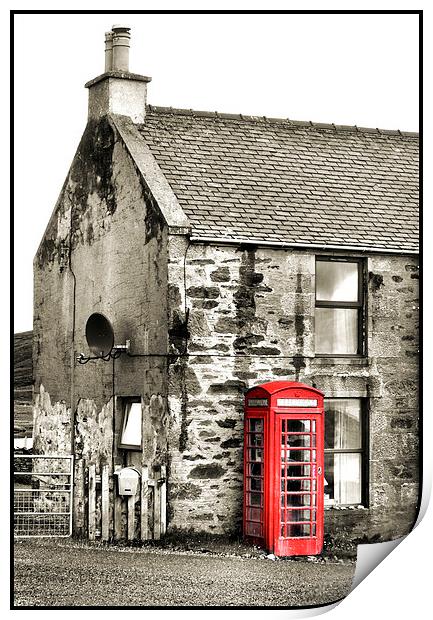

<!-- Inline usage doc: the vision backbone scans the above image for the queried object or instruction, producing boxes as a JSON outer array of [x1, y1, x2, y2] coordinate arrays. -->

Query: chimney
[[85, 26, 151, 124]]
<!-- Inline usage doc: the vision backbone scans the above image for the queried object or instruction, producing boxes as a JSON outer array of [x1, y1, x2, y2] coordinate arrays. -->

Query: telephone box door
[[275, 413, 324, 556]]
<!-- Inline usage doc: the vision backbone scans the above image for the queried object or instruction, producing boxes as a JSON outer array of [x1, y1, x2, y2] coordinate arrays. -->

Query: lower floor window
[[119, 398, 142, 450], [324, 398, 366, 506]]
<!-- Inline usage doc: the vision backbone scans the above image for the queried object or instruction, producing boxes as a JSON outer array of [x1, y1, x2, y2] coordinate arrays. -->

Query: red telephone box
[[243, 381, 324, 556]]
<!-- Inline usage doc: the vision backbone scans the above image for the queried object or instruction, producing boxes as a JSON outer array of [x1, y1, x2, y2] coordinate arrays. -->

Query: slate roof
[[138, 106, 419, 253]]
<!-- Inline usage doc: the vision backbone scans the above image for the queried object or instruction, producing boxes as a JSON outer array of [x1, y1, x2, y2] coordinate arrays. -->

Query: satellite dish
[[85, 313, 114, 357]]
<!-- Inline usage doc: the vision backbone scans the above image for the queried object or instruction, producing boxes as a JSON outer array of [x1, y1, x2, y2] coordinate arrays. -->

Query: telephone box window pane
[[246, 522, 262, 536], [315, 308, 358, 354], [286, 509, 312, 522], [285, 493, 312, 506], [250, 449, 262, 462], [120, 402, 142, 448], [250, 492, 262, 506], [286, 524, 311, 537], [250, 463, 262, 476], [284, 450, 311, 463], [250, 419, 263, 432], [286, 420, 310, 433], [248, 508, 262, 522], [284, 464, 311, 477], [286, 434, 311, 447], [249, 433, 263, 446], [300, 479, 311, 491], [325, 399, 361, 449], [250, 477, 262, 492], [325, 453, 361, 504], [316, 261, 358, 302]]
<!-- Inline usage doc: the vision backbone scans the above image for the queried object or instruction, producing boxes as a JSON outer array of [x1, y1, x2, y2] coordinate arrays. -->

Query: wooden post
[[101, 464, 109, 541], [127, 496, 135, 540], [160, 465, 167, 537], [73, 459, 85, 537], [113, 466, 123, 540], [88, 464, 96, 540], [153, 468, 161, 540], [140, 465, 149, 541]]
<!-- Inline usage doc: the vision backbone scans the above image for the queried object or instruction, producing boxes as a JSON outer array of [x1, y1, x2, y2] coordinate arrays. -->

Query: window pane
[[325, 399, 362, 449], [325, 453, 361, 504], [316, 261, 359, 302], [250, 463, 262, 476], [250, 492, 262, 506], [285, 434, 311, 447], [249, 478, 262, 491], [249, 419, 263, 432], [246, 522, 262, 536], [284, 509, 314, 522], [120, 402, 142, 447], [286, 420, 310, 432], [283, 465, 311, 478], [285, 523, 311, 537], [282, 449, 312, 463], [249, 448, 263, 462], [315, 308, 358, 354]]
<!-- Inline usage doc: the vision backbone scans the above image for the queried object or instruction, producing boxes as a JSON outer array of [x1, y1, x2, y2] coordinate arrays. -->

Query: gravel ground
[[14, 538, 355, 607]]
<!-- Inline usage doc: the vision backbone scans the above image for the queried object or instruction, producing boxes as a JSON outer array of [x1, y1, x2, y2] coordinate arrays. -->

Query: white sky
[[13, 11, 420, 332]]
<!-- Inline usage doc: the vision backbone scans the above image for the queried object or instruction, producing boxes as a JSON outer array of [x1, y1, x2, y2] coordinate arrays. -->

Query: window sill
[[324, 505, 368, 511], [312, 357, 369, 367]]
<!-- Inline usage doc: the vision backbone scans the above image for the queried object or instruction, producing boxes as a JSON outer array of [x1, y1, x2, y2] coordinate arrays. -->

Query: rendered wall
[[33, 116, 169, 537]]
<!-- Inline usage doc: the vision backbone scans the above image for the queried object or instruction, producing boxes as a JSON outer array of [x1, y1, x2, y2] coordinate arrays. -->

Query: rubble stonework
[[166, 242, 419, 538]]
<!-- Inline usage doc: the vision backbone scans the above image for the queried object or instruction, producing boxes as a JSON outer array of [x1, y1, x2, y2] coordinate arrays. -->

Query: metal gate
[[14, 455, 74, 537]]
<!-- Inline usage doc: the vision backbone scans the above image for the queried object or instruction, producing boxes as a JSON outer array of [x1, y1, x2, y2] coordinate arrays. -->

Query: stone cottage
[[33, 26, 419, 545]]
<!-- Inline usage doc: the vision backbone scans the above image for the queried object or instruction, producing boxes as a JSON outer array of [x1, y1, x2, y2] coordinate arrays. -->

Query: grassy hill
[[14, 331, 33, 437]]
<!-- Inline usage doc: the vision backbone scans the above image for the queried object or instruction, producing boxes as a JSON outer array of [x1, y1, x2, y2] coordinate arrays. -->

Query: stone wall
[[166, 240, 419, 541]]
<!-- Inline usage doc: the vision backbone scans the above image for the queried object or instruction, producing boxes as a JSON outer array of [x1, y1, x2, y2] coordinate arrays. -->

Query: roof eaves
[[189, 235, 419, 256]]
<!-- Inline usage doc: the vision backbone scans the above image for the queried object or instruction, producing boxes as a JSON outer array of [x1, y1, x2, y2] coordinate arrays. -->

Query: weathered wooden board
[[160, 465, 167, 537], [73, 459, 85, 537], [88, 463, 96, 541], [153, 469, 161, 540], [140, 465, 149, 541], [127, 496, 135, 540], [101, 464, 109, 541]]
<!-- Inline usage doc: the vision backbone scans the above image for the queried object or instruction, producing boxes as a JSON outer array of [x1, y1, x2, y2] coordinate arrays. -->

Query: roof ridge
[[145, 104, 418, 137]]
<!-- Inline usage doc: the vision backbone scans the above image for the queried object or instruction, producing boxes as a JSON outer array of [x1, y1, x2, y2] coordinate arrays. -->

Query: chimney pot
[[111, 25, 131, 72], [104, 31, 113, 72]]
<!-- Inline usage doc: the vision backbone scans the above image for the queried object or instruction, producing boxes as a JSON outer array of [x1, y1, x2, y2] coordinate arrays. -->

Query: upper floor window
[[315, 258, 364, 355]]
